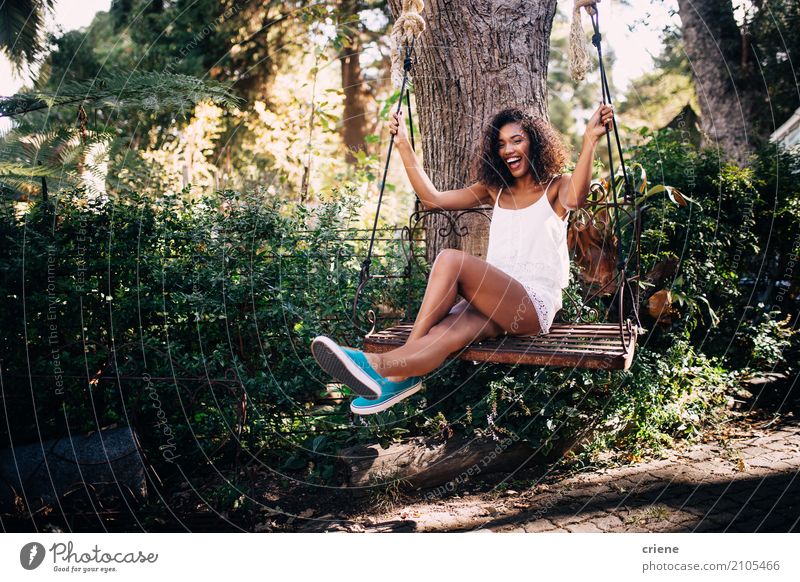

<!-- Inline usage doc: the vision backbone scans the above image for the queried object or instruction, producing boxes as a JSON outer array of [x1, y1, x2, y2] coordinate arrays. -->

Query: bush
[[629, 130, 800, 369], [734, 303, 797, 369], [0, 186, 390, 475]]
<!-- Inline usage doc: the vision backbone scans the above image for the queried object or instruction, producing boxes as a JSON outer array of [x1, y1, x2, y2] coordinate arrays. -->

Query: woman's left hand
[[584, 103, 614, 144]]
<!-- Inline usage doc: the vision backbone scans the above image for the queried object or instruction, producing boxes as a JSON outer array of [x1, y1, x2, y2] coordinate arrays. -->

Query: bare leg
[[367, 249, 543, 379], [365, 304, 505, 378], [406, 249, 463, 343]]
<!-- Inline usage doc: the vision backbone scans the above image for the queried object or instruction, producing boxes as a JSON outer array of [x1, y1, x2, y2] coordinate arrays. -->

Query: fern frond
[[0, 0, 54, 71], [0, 71, 244, 118], [0, 127, 112, 198]]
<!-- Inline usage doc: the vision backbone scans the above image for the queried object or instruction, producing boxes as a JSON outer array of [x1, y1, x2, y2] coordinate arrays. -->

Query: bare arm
[[390, 110, 492, 210], [557, 103, 614, 211]]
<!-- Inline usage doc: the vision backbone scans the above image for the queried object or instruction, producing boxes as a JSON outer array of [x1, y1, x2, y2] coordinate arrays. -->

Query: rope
[[353, 40, 417, 329], [569, 0, 599, 82], [584, 4, 642, 334], [390, 0, 425, 88]]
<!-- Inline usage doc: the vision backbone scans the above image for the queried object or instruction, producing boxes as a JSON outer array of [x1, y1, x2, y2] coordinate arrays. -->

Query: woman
[[312, 103, 614, 414]]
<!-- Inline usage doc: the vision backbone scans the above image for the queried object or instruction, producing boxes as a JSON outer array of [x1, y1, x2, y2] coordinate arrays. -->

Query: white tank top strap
[[542, 174, 559, 198], [496, 175, 560, 209]]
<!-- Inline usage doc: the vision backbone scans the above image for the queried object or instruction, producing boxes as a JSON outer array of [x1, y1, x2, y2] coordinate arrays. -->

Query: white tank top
[[485, 175, 571, 313]]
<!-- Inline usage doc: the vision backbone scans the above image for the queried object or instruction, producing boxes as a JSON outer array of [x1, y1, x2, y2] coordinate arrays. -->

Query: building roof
[[770, 106, 800, 147]]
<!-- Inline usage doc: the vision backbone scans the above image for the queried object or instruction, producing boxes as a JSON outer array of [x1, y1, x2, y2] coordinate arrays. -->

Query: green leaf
[[380, 89, 403, 119]]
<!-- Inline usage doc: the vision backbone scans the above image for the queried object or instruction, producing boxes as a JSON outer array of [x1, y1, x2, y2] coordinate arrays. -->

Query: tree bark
[[387, 0, 557, 262], [338, 434, 581, 490], [676, 0, 762, 166]]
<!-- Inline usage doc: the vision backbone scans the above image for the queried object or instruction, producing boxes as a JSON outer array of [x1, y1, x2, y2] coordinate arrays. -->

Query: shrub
[[0, 186, 387, 476]]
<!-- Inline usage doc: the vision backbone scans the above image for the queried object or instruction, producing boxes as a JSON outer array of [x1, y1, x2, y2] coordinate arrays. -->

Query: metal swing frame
[[352, 6, 646, 371]]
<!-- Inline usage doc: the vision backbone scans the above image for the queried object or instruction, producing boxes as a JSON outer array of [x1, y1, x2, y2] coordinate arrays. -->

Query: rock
[[0, 427, 146, 513]]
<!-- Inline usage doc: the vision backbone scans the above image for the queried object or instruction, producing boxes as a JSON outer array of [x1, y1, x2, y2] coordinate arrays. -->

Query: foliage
[[0, 127, 112, 199], [735, 303, 797, 370], [0, 186, 388, 474], [0, 72, 242, 200], [0, 0, 54, 71], [627, 129, 800, 370], [0, 71, 242, 118], [619, 26, 697, 133], [597, 336, 738, 456]]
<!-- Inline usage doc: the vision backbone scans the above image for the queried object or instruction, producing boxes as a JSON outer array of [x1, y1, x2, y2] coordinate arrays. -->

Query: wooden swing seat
[[364, 320, 638, 371]]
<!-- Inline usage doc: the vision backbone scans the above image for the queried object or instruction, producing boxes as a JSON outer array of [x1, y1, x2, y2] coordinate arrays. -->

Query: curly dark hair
[[472, 107, 570, 189]]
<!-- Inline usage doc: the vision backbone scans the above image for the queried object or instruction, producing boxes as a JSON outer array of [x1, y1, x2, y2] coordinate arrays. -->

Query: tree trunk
[[388, 0, 557, 262], [339, 0, 371, 165], [676, 0, 762, 166]]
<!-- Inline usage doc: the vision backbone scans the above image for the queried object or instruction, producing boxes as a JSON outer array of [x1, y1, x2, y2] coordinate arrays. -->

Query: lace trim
[[522, 285, 551, 335]]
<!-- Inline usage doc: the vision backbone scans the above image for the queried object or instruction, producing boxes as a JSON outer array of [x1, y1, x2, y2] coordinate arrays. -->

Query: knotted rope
[[390, 0, 425, 88], [569, 0, 599, 81]]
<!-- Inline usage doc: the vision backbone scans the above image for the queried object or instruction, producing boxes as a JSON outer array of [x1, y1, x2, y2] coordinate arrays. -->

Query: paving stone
[[591, 513, 625, 531], [749, 458, 796, 472], [726, 519, 764, 533], [688, 519, 724, 532], [469, 423, 800, 533], [762, 441, 791, 453], [523, 519, 559, 533], [566, 522, 604, 533], [551, 514, 588, 528], [666, 512, 698, 526], [705, 512, 738, 527]]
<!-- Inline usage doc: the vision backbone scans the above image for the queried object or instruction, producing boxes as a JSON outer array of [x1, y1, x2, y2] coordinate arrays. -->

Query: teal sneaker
[[350, 376, 423, 415], [311, 336, 382, 399]]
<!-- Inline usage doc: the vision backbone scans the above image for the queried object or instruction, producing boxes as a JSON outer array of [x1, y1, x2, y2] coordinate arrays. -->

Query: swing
[[353, 1, 645, 371]]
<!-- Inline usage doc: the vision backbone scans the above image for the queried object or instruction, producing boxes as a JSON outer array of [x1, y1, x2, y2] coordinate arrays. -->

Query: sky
[[0, 0, 112, 96], [0, 0, 679, 105], [601, 0, 681, 89]]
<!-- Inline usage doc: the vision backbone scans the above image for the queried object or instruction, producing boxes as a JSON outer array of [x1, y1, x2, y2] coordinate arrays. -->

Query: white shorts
[[521, 284, 556, 335]]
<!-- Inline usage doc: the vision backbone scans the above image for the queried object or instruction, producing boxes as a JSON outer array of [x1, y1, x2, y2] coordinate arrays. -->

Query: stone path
[[302, 417, 800, 533]]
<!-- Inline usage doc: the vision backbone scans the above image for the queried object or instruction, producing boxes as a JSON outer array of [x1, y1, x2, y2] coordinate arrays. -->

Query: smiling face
[[497, 122, 531, 179], [473, 108, 569, 190]]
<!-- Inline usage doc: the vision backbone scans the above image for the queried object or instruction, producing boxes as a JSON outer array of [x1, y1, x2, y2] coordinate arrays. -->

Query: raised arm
[[557, 103, 615, 211], [388, 110, 492, 210]]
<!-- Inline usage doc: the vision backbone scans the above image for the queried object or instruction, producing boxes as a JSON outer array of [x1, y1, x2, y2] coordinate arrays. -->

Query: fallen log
[[339, 433, 581, 491]]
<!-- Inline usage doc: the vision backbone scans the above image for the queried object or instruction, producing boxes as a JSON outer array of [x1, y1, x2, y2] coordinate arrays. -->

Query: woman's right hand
[[388, 109, 409, 146]]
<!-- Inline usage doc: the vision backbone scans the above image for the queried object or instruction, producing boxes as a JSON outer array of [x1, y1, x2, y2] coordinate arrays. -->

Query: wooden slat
[[364, 322, 638, 371]]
